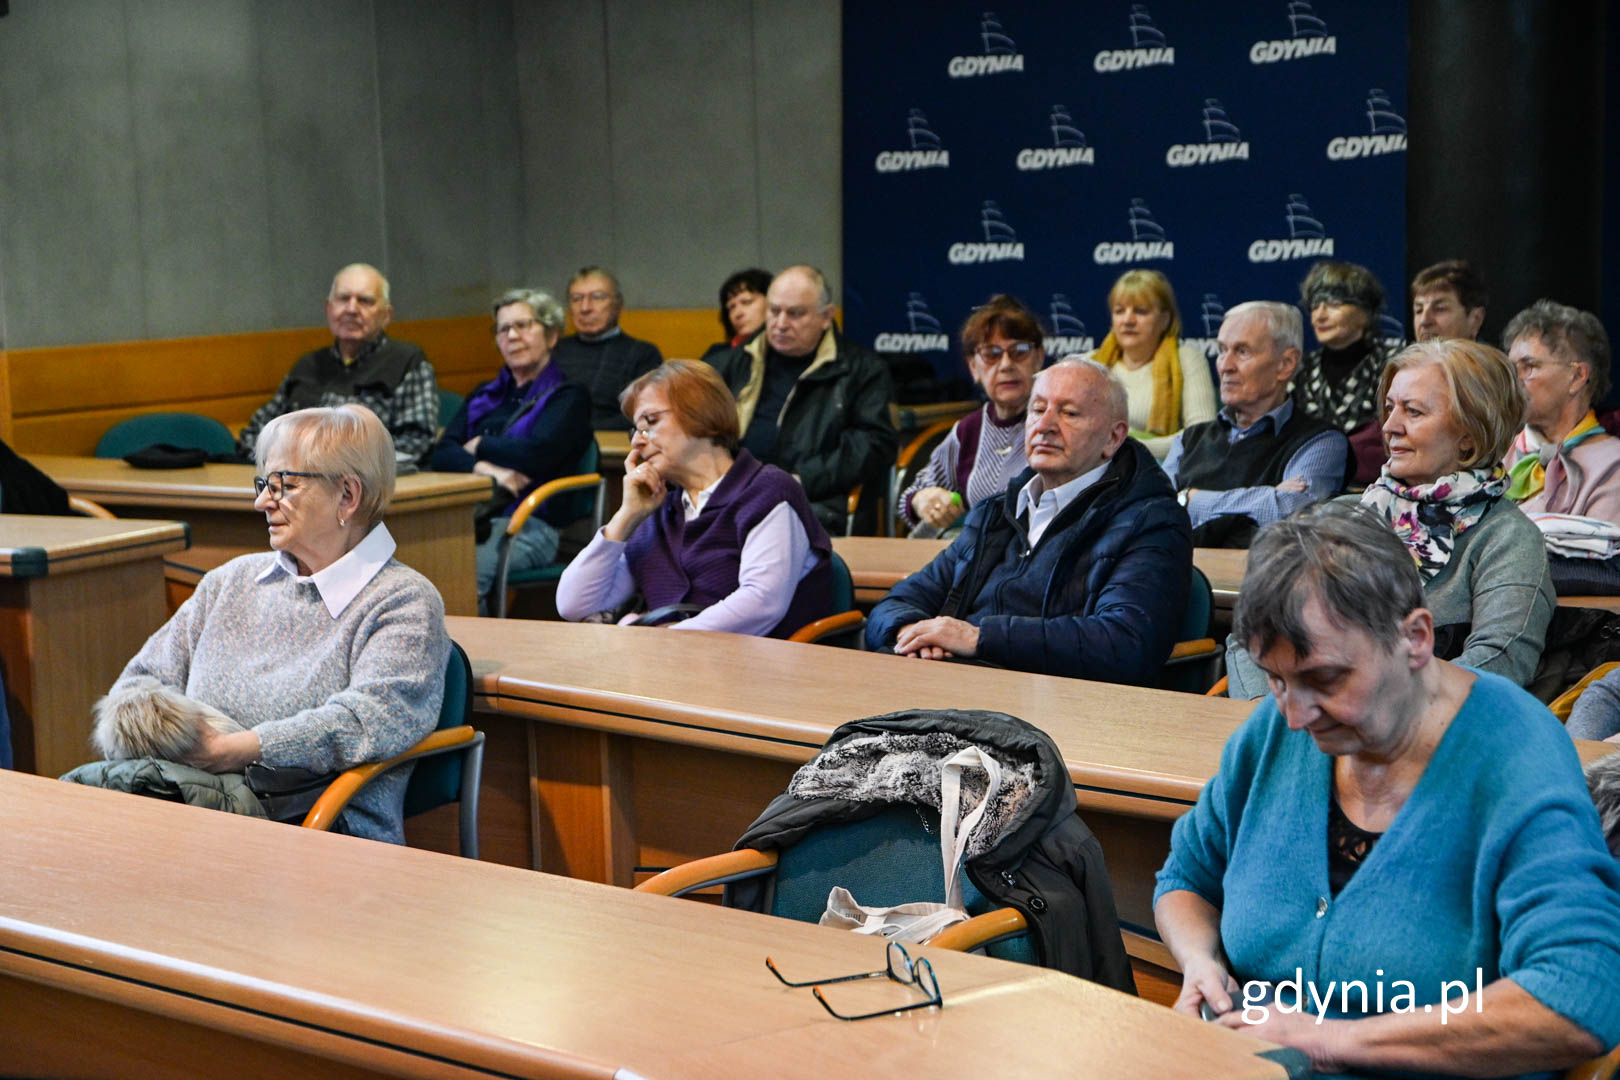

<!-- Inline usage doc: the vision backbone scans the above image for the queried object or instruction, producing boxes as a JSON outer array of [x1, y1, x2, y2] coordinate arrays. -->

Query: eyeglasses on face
[[1514, 357, 1575, 378], [569, 290, 613, 305], [494, 317, 540, 337], [974, 341, 1038, 362], [765, 940, 944, 1022], [631, 409, 668, 438], [252, 470, 332, 501]]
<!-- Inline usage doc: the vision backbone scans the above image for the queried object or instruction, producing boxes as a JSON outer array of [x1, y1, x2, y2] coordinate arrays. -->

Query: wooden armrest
[[1205, 675, 1229, 697], [928, 907, 1028, 952], [846, 483, 863, 516], [507, 473, 603, 533], [896, 417, 958, 470], [1566, 1045, 1620, 1080], [1551, 661, 1620, 723], [301, 725, 480, 832], [789, 610, 865, 644], [68, 495, 116, 519], [634, 849, 779, 896], [1167, 638, 1217, 661]]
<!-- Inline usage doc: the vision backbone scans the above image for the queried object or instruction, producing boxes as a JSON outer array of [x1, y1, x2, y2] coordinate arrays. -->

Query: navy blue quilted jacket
[[866, 438, 1192, 682]]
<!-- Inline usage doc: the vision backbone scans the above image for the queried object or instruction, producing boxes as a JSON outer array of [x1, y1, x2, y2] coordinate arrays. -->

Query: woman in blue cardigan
[[1156, 503, 1620, 1078]]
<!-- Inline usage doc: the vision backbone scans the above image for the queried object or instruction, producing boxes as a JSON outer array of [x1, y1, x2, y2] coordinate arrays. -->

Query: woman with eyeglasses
[[897, 295, 1045, 536], [104, 405, 450, 843], [555, 359, 836, 636], [1293, 260, 1394, 487], [427, 288, 593, 613], [1087, 269, 1216, 461]]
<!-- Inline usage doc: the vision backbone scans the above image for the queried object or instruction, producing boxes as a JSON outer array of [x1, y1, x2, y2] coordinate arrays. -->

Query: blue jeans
[[476, 515, 560, 615]]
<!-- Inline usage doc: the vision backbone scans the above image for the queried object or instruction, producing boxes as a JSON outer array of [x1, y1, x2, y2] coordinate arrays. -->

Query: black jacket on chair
[[723, 708, 1136, 992]]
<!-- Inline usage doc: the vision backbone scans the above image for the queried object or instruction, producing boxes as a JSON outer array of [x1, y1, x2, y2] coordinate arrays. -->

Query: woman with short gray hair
[[428, 288, 593, 611], [107, 404, 450, 842], [1157, 502, 1620, 1077]]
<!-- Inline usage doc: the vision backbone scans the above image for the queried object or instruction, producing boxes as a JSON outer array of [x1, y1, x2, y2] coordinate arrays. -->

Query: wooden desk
[[0, 515, 187, 777], [30, 455, 491, 616], [834, 535, 949, 604], [440, 618, 1253, 964], [0, 770, 1292, 1079]]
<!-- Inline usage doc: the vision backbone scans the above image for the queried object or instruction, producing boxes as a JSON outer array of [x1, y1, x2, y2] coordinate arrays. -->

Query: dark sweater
[[1172, 407, 1339, 494], [427, 376, 592, 521], [551, 330, 664, 430]]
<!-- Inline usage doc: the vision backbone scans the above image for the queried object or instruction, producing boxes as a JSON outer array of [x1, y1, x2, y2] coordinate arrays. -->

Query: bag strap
[[936, 746, 1003, 912]]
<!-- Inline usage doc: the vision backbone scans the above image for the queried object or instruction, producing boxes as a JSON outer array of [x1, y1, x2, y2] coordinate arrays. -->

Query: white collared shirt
[[1015, 461, 1110, 548], [680, 476, 724, 521], [255, 522, 398, 619]]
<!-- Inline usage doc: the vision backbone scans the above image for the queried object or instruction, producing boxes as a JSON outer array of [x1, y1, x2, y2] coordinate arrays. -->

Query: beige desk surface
[[0, 515, 188, 577], [448, 617, 1256, 819], [30, 454, 491, 512], [0, 770, 1289, 1080], [833, 535, 949, 592]]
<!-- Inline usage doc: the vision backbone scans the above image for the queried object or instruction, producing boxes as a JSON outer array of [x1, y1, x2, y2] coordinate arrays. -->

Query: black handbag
[[243, 762, 339, 822]]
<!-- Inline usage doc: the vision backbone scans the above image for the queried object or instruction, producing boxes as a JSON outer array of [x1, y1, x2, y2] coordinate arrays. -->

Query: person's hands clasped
[[910, 486, 965, 530], [472, 460, 530, 499], [892, 616, 980, 660], [1275, 476, 1309, 494], [184, 721, 262, 774]]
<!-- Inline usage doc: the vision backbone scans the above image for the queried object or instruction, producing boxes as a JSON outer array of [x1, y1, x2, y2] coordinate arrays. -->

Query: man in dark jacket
[[706, 265, 898, 534], [551, 266, 664, 431], [866, 359, 1193, 683]]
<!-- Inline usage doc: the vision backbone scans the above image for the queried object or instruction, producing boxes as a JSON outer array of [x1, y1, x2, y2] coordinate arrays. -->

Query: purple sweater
[[624, 451, 835, 638]]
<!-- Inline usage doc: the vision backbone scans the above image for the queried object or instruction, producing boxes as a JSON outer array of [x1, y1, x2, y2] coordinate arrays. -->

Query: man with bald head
[[866, 360, 1192, 682], [239, 262, 439, 467], [707, 265, 897, 533]]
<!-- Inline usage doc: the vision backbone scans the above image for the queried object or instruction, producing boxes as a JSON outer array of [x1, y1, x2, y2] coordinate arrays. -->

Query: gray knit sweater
[[114, 551, 449, 842], [1226, 495, 1555, 699]]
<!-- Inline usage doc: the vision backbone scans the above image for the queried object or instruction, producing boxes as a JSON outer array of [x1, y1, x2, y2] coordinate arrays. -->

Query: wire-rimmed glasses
[[765, 941, 943, 1021], [252, 470, 331, 501]]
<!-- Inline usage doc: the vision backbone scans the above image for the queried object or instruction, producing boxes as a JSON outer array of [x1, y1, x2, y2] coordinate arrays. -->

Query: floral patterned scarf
[[1358, 465, 1508, 579]]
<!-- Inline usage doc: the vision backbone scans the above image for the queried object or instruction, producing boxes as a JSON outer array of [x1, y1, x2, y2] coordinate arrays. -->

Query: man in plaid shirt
[[238, 263, 439, 469]]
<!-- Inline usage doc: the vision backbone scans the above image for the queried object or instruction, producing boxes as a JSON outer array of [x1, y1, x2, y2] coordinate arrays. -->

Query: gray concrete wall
[[0, 0, 841, 348]]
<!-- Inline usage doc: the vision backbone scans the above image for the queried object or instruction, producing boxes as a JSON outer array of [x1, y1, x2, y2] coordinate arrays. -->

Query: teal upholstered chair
[[788, 551, 865, 647], [489, 442, 605, 618], [1157, 565, 1220, 694], [95, 413, 237, 459], [437, 389, 465, 428], [637, 803, 1037, 965], [301, 641, 484, 858]]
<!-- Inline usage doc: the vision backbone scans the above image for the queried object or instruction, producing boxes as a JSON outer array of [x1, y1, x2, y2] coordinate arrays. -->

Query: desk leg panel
[[0, 969, 474, 1079], [0, 564, 168, 778], [388, 505, 478, 618], [403, 709, 533, 869], [1086, 810, 1175, 937]]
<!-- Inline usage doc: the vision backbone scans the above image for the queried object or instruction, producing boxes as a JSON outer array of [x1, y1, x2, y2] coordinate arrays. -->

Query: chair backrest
[[95, 412, 237, 459], [551, 441, 601, 528], [1180, 564, 1213, 643], [828, 550, 854, 613], [403, 641, 473, 818], [437, 389, 465, 427], [768, 803, 1037, 966]]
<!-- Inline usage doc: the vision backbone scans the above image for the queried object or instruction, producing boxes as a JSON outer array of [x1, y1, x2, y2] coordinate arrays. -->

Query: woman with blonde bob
[[1087, 269, 1215, 460], [556, 359, 835, 636], [1226, 340, 1553, 698], [104, 405, 450, 842]]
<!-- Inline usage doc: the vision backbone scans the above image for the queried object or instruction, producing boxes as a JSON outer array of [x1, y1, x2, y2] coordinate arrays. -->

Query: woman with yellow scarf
[[1087, 270, 1215, 461]]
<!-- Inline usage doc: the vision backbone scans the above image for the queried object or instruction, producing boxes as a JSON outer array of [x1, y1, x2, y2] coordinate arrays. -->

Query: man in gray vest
[[238, 263, 439, 469], [1161, 301, 1348, 546]]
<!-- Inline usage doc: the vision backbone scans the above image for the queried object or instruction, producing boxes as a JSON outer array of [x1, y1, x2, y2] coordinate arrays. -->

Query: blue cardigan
[[1156, 670, 1620, 1076]]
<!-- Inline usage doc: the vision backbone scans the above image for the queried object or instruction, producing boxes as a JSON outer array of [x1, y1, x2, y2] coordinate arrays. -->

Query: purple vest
[[624, 451, 836, 638]]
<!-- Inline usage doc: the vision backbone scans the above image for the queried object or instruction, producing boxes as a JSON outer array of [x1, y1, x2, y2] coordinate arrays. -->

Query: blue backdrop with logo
[[842, 1, 1408, 388]]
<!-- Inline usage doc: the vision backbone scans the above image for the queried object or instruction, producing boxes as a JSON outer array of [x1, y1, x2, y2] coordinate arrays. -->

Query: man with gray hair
[[707, 264, 897, 533], [1503, 298, 1620, 524], [865, 359, 1192, 682], [1162, 300, 1348, 546], [239, 262, 439, 468], [551, 266, 663, 431]]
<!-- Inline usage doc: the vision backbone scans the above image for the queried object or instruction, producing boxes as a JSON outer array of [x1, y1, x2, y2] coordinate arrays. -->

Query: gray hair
[[774, 264, 834, 309], [1502, 298, 1613, 406], [1223, 300, 1304, 355], [568, 266, 622, 300], [1234, 502, 1424, 660], [329, 262, 390, 306], [1587, 751, 1620, 858], [492, 288, 566, 331], [1046, 357, 1129, 426], [255, 405, 396, 529]]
